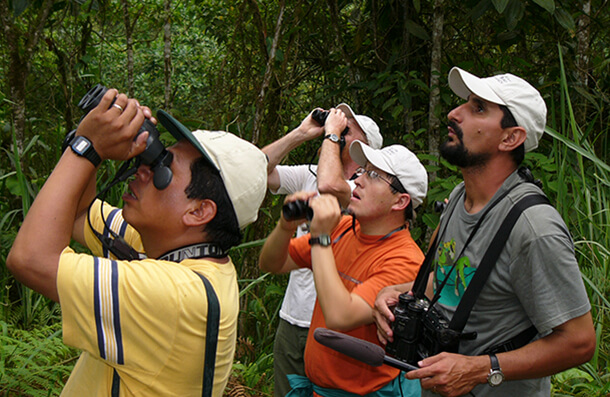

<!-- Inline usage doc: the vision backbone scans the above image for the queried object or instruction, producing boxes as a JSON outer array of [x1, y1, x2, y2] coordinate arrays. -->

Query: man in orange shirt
[[259, 140, 427, 396]]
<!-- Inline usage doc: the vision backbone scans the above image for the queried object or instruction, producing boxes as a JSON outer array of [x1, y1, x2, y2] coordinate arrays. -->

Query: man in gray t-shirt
[[373, 67, 595, 396]]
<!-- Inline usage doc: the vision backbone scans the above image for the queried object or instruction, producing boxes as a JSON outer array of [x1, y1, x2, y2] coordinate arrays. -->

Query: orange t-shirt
[[289, 216, 424, 394]]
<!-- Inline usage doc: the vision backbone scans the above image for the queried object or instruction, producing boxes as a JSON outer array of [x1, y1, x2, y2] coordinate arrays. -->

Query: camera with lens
[[282, 200, 313, 222], [385, 293, 460, 366], [65, 84, 174, 190]]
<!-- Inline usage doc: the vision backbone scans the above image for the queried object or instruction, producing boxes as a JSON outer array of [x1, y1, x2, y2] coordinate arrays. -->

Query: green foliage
[[1, 0, 609, 395], [0, 322, 78, 396]]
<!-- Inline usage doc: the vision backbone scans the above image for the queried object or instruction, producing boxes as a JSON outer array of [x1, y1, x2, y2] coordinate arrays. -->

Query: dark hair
[[185, 157, 242, 251], [388, 175, 414, 222], [499, 105, 525, 165]]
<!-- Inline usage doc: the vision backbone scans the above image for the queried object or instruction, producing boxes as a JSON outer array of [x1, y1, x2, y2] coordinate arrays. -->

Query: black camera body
[[385, 293, 460, 366], [282, 200, 313, 222], [70, 84, 174, 190]]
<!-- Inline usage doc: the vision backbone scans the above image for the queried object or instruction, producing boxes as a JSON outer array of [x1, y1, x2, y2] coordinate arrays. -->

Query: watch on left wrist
[[70, 135, 102, 167]]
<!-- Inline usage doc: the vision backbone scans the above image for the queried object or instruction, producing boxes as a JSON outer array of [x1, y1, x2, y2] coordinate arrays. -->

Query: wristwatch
[[487, 353, 504, 387], [309, 234, 332, 247], [324, 134, 340, 144], [70, 135, 101, 167]]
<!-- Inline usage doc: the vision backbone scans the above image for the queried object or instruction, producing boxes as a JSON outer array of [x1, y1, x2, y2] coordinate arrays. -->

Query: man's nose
[[448, 103, 465, 122], [136, 164, 153, 182]]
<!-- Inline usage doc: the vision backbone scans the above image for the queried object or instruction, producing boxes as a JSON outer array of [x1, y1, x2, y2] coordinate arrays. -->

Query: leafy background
[[0, 0, 608, 395]]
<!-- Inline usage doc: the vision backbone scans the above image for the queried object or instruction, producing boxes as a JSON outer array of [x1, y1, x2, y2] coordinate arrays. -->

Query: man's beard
[[440, 121, 490, 168]]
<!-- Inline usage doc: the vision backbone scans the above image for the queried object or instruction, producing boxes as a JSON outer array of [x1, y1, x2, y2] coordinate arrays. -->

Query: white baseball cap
[[157, 110, 268, 229], [448, 67, 547, 152], [349, 140, 428, 209], [336, 103, 383, 149]]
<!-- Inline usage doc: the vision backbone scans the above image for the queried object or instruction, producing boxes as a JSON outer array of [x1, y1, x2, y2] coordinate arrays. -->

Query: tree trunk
[[0, 0, 54, 162], [427, 0, 444, 182], [252, 0, 286, 145], [163, 0, 173, 109]]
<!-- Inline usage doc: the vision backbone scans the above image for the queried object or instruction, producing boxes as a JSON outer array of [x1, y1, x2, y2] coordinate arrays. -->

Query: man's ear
[[183, 199, 217, 227], [499, 126, 527, 152], [392, 193, 411, 212]]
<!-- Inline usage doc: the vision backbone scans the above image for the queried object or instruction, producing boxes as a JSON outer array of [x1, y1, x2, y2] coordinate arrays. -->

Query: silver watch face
[[325, 134, 339, 143], [317, 235, 331, 246], [488, 370, 504, 386]]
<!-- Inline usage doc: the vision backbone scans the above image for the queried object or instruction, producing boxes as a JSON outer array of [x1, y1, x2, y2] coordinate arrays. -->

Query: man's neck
[[461, 159, 517, 214], [358, 214, 406, 237], [142, 232, 229, 263]]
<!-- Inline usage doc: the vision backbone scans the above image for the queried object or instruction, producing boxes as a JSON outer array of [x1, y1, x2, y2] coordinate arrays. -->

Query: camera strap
[[159, 243, 227, 261], [411, 182, 519, 301], [111, 271, 220, 397], [448, 193, 550, 332]]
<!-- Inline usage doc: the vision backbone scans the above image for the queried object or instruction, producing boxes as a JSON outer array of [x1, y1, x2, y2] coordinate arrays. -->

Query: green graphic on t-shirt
[[434, 239, 476, 307]]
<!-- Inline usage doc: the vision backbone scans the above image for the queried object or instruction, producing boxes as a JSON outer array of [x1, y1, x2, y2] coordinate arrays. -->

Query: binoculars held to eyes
[[75, 84, 174, 190]]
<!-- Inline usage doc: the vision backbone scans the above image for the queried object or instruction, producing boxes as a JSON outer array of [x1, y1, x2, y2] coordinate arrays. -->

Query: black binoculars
[[76, 84, 174, 190]]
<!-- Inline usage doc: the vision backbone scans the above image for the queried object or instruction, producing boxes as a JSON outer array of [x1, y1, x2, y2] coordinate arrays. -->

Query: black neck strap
[[332, 213, 406, 245], [412, 180, 521, 301], [159, 243, 227, 262]]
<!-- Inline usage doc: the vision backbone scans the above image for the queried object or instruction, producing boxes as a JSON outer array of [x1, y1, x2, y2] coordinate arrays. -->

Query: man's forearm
[[7, 150, 98, 301], [498, 312, 595, 381], [310, 245, 369, 330], [316, 140, 351, 207], [258, 221, 297, 274], [262, 127, 308, 172]]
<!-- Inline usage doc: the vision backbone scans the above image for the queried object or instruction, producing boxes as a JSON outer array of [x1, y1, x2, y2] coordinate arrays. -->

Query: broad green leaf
[[532, 0, 555, 14], [492, 0, 510, 13], [544, 126, 610, 173], [12, 0, 28, 16], [554, 8, 576, 31], [405, 20, 430, 41], [505, 0, 525, 31], [412, 0, 421, 13]]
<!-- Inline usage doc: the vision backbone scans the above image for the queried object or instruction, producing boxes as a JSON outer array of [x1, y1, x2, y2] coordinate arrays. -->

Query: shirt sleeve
[[288, 233, 313, 269], [57, 249, 190, 368], [273, 165, 317, 195], [510, 208, 591, 334], [83, 199, 144, 258]]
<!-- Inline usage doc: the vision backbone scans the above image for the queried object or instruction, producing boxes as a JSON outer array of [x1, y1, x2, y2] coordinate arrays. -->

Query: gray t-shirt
[[422, 170, 591, 397]]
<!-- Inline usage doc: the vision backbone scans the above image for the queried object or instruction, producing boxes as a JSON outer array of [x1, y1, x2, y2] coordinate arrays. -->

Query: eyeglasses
[[354, 167, 406, 193]]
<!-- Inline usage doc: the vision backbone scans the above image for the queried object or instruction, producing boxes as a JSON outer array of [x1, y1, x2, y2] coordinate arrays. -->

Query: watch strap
[[489, 353, 500, 371], [309, 234, 332, 247], [324, 134, 340, 144], [487, 353, 504, 387], [70, 136, 102, 167]]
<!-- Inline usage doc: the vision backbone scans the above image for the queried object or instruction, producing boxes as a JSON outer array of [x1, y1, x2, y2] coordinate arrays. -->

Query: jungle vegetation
[[1, 0, 608, 395]]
